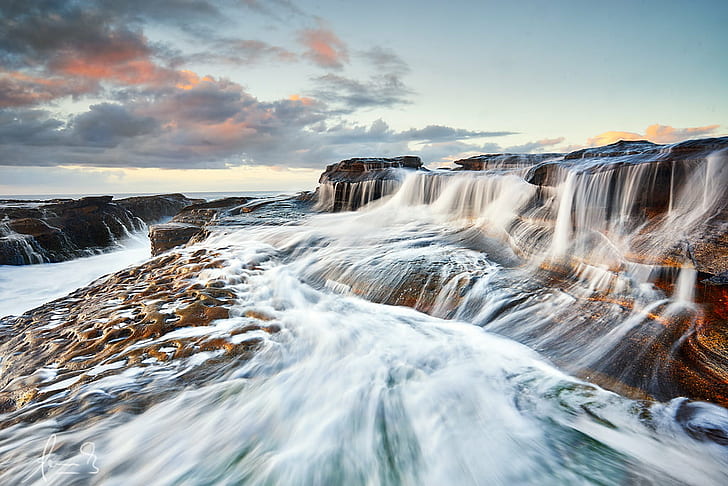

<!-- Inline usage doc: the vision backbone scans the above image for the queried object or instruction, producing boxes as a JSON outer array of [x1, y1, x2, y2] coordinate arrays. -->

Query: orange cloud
[[588, 123, 721, 146], [298, 23, 349, 68], [288, 94, 315, 106], [0, 70, 96, 107], [176, 71, 215, 90]]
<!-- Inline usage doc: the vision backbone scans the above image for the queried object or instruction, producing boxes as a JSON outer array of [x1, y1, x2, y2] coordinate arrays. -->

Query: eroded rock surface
[[0, 247, 278, 426]]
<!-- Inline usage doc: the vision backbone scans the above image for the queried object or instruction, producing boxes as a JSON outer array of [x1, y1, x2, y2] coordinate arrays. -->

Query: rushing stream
[[1, 143, 727, 485]]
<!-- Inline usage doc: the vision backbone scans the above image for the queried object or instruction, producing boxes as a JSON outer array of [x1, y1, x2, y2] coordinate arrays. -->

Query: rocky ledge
[[316, 155, 424, 211], [0, 194, 199, 265]]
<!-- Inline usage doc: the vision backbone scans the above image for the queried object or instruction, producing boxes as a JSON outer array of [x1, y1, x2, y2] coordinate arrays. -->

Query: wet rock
[[150, 223, 207, 255], [117, 193, 202, 224], [0, 194, 200, 265], [148, 195, 314, 256], [526, 137, 728, 188], [148, 198, 250, 256], [316, 156, 424, 211], [0, 247, 278, 423]]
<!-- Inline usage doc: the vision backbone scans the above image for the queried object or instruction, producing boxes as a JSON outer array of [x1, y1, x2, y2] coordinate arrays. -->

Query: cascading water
[[1, 142, 727, 485]]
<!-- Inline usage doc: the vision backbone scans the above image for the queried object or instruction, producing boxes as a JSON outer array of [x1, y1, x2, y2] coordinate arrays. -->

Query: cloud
[[0, 89, 519, 170], [359, 47, 410, 76], [0, 109, 65, 147], [70, 103, 159, 147], [588, 124, 721, 146], [0, 70, 96, 108], [240, 0, 304, 20], [312, 73, 413, 110], [310, 45, 415, 111], [504, 137, 565, 153], [0, 1, 188, 105], [181, 39, 297, 66], [397, 125, 516, 142], [298, 21, 349, 69]]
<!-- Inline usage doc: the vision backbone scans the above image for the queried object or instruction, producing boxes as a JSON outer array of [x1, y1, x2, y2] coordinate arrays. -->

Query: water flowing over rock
[[0, 247, 277, 424], [0, 194, 198, 265], [2, 138, 728, 485], [307, 136, 728, 406], [316, 155, 424, 211], [149, 194, 314, 255]]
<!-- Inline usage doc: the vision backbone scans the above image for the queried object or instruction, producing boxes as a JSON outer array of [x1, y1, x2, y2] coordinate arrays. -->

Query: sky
[[1, 0, 726, 195]]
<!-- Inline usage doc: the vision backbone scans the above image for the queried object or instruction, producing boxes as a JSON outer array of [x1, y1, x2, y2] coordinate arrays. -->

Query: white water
[[2, 234, 727, 485], [0, 232, 151, 317]]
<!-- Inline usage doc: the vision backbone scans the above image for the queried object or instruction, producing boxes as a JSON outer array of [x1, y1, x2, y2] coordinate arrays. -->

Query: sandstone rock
[[317, 156, 424, 211], [0, 248, 278, 422], [150, 223, 206, 255]]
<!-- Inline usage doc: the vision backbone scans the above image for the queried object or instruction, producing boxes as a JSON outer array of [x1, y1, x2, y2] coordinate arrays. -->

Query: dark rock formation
[[316, 156, 424, 211], [117, 193, 203, 223], [150, 223, 205, 256], [0, 194, 199, 265], [525, 137, 728, 187]]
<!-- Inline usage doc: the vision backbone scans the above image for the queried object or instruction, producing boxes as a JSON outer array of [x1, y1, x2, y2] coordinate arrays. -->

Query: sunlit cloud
[[588, 124, 721, 146], [0, 70, 96, 107], [298, 21, 349, 69]]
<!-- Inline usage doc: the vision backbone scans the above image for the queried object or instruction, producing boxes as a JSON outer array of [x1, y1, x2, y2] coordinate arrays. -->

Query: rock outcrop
[[0, 194, 198, 265], [149, 197, 250, 255], [316, 156, 424, 211], [149, 193, 315, 256]]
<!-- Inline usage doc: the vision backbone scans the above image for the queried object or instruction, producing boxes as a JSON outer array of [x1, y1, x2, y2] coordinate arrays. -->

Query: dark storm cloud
[[70, 103, 159, 147]]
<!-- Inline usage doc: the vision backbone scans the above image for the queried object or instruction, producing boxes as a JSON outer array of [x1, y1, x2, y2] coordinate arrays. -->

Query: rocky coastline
[[1, 136, 727, 416], [0, 194, 199, 265]]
